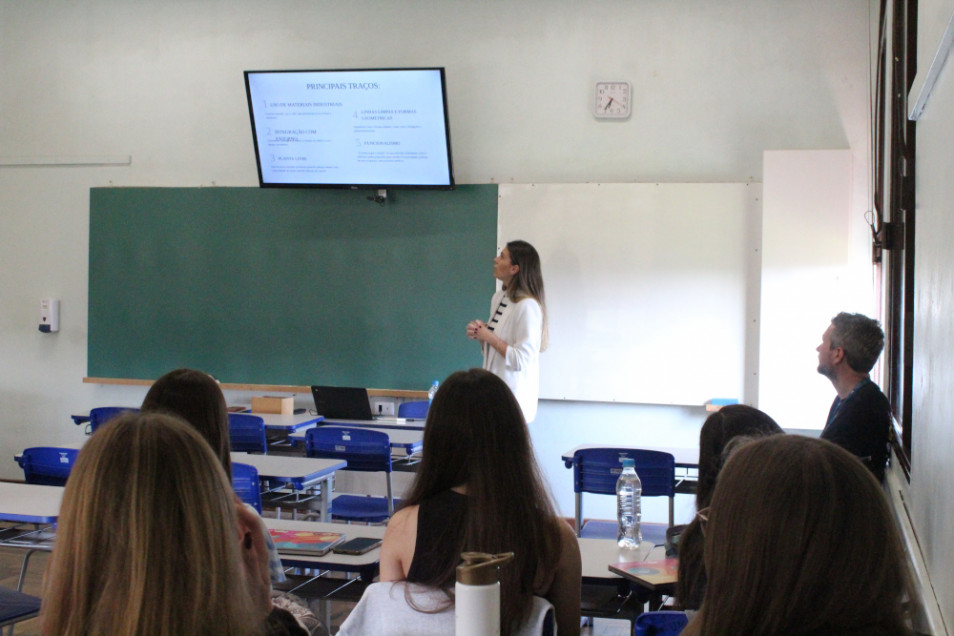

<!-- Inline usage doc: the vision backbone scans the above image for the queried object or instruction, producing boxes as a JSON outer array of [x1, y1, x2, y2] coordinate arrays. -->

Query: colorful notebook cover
[[268, 529, 346, 556], [607, 558, 678, 589]]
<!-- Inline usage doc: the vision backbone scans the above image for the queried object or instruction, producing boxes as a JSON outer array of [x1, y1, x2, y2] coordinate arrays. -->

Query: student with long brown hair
[[681, 435, 914, 636], [141, 367, 232, 477], [675, 404, 783, 609], [379, 368, 580, 636], [139, 367, 316, 635], [466, 239, 548, 422], [41, 413, 272, 636]]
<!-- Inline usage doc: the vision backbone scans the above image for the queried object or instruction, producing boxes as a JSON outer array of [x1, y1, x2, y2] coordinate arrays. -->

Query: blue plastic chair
[[0, 585, 42, 631], [231, 462, 263, 513], [16, 447, 80, 486], [397, 400, 429, 419], [633, 610, 689, 635], [228, 413, 268, 453], [305, 426, 398, 522], [567, 448, 676, 545], [89, 406, 138, 433]]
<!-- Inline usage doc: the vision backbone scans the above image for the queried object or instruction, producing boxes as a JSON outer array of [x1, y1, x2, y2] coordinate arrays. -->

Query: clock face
[[594, 82, 631, 119]]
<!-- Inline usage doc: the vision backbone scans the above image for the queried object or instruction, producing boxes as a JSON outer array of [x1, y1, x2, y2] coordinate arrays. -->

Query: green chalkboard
[[88, 186, 498, 389]]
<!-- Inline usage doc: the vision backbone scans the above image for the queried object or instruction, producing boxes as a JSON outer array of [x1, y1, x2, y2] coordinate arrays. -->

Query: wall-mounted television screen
[[244, 67, 454, 189]]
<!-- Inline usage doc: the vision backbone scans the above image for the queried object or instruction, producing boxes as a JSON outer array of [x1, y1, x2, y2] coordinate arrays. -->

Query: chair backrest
[[572, 447, 676, 531], [228, 413, 267, 453], [89, 406, 138, 432], [337, 582, 555, 636], [231, 462, 262, 513], [305, 426, 392, 472], [633, 610, 689, 635], [17, 447, 80, 486], [397, 400, 430, 419], [572, 448, 675, 498]]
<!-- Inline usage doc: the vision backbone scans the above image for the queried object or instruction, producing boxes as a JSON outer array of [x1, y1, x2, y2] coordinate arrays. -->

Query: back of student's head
[[676, 404, 783, 609], [696, 404, 782, 509], [402, 368, 561, 632], [408, 368, 542, 501], [41, 412, 263, 636], [141, 367, 232, 477], [683, 435, 913, 636]]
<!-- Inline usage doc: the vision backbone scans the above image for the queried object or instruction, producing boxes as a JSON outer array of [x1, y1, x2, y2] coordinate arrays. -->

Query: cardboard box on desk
[[251, 396, 293, 415]]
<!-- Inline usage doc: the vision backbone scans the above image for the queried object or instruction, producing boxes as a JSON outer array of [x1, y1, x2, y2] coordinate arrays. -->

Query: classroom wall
[[911, 15, 954, 627], [0, 1, 874, 527]]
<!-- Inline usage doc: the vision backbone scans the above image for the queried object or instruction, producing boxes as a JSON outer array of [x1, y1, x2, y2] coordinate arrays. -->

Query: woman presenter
[[466, 240, 547, 423]]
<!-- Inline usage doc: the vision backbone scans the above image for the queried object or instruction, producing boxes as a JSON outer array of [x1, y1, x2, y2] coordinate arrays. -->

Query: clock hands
[[603, 97, 616, 111]]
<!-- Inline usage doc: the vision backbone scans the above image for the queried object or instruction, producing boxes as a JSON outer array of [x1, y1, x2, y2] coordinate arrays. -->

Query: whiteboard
[[498, 183, 761, 405]]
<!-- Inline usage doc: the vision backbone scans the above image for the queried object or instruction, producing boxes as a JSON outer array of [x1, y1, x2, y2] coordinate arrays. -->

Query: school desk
[[0, 482, 61, 593], [287, 426, 424, 459], [230, 452, 345, 522], [263, 517, 387, 583], [322, 417, 427, 431]]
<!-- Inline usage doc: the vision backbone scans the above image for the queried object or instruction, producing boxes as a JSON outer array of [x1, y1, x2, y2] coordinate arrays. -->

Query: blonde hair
[[41, 412, 264, 636], [503, 240, 549, 351]]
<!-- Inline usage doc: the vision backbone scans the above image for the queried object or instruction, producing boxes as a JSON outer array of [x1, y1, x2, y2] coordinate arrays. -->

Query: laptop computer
[[310, 385, 374, 421]]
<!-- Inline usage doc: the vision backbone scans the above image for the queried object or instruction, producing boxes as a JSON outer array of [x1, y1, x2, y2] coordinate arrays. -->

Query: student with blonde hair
[[41, 413, 274, 636], [681, 435, 914, 635], [139, 368, 315, 634]]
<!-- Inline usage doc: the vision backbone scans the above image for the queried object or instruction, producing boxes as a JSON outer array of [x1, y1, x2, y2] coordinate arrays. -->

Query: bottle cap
[[620, 457, 635, 468], [456, 551, 514, 585]]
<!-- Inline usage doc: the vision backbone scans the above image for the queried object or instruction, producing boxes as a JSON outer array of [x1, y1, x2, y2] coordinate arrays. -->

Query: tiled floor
[[1, 545, 631, 635]]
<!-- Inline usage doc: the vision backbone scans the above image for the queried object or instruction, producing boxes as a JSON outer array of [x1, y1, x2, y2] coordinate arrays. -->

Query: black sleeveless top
[[407, 490, 468, 584]]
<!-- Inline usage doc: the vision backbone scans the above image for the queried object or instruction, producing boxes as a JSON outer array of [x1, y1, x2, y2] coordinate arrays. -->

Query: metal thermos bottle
[[454, 551, 514, 636]]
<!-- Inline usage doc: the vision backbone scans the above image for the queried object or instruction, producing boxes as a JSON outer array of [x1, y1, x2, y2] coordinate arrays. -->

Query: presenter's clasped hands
[[466, 320, 486, 340]]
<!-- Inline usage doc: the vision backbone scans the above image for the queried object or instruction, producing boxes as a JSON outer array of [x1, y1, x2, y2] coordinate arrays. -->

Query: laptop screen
[[310, 385, 374, 420]]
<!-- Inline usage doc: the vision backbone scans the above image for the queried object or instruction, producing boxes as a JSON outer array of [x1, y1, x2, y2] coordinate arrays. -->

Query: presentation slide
[[246, 69, 452, 186]]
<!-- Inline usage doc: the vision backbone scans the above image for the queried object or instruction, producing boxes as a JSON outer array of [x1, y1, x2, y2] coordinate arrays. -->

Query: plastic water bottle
[[617, 457, 642, 549], [428, 380, 439, 403]]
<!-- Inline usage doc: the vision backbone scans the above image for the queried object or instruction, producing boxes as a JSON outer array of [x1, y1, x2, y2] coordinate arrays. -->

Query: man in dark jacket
[[816, 312, 892, 482]]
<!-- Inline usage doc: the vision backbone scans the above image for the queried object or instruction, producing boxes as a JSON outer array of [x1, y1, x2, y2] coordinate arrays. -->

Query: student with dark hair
[[466, 240, 548, 422], [816, 312, 892, 481], [140, 368, 315, 635], [41, 413, 273, 636], [378, 368, 580, 636], [675, 404, 783, 609], [681, 435, 913, 636], [141, 367, 232, 478]]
